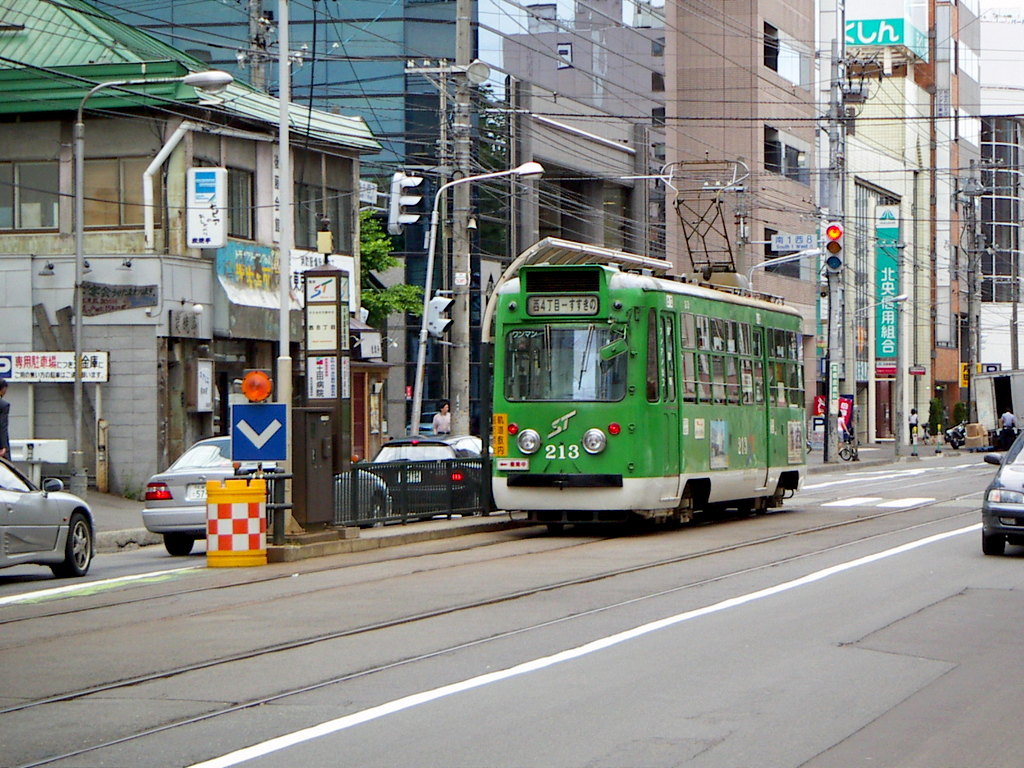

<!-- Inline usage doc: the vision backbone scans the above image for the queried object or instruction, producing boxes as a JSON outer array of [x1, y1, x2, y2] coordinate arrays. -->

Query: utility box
[[293, 407, 336, 528], [10, 439, 68, 463]]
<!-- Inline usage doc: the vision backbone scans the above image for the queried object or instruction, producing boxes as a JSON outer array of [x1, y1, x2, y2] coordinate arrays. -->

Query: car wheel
[[982, 530, 1006, 556], [51, 512, 93, 578], [164, 533, 196, 556]]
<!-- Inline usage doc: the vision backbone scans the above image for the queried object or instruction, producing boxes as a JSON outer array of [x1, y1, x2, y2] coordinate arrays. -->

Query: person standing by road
[[0, 378, 10, 459], [909, 408, 919, 443], [432, 400, 451, 435], [1000, 407, 1018, 450]]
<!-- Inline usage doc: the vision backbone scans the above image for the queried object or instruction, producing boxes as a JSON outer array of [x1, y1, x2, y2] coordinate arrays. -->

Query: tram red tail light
[[451, 470, 465, 482], [608, 423, 621, 435], [145, 482, 172, 501], [507, 423, 519, 435]]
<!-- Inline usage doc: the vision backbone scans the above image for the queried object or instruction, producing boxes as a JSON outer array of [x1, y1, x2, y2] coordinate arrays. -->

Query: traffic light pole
[[824, 28, 847, 465]]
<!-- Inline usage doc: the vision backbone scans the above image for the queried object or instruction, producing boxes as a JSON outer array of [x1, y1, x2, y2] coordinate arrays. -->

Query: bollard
[[206, 478, 267, 567]]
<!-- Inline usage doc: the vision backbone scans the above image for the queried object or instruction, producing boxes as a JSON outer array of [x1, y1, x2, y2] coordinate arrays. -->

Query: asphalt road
[[2, 453, 1014, 768]]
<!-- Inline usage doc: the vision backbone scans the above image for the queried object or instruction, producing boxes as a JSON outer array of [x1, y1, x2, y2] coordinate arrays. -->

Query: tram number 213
[[545, 443, 580, 460]]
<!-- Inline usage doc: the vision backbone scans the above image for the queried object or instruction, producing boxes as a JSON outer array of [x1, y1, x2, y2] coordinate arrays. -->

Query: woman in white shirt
[[432, 400, 451, 435]]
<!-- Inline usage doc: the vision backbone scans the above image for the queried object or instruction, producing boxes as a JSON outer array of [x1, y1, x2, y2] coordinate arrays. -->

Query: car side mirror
[[984, 453, 1003, 466], [42, 477, 64, 493]]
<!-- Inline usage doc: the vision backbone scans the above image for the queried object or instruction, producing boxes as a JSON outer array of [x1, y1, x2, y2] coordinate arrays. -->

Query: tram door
[[751, 326, 771, 487], [650, 310, 681, 494]]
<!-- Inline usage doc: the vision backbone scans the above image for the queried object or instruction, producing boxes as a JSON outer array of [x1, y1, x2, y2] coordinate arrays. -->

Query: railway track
[[4, 481, 984, 768]]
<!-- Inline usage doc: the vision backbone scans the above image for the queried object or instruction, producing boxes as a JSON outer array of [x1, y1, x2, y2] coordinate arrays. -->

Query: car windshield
[[168, 440, 233, 471], [1005, 431, 1024, 465], [373, 444, 454, 462], [504, 325, 627, 402]]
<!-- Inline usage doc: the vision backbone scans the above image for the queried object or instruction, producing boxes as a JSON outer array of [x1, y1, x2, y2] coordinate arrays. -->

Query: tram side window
[[738, 323, 751, 356], [681, 351, 698, 402], [711, 318, 728, 352], [725, 356, 741, 404], [661, 313, 676, 402], [787, 361, 805, 406], [769, 360, 788, 406], [647, 309, 659, 402], [711, 354, 727, 403], [681, 313, 696, 348], [753, 358, 765, 403], [696, 316, 710, 350], [741, 358, 754, 404], [697, 353, 712, 401]]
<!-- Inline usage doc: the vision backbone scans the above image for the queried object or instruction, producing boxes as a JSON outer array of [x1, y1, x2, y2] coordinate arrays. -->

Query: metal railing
[[333, 458, 483, 527]]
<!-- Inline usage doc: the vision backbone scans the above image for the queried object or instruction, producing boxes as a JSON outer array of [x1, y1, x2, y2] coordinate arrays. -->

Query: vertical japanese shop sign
[[187, 167, 227, 249], [875, 206, 900, 360]]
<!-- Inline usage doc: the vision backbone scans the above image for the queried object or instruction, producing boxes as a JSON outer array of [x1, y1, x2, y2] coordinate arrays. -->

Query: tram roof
[[482, 238, 799, 341]]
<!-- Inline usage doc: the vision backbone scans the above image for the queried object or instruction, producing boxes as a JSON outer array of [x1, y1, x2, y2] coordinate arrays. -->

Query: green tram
[[491, 263, 806, 527]]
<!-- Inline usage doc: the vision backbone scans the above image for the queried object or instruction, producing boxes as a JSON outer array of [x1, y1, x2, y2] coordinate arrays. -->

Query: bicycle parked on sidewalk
[[838, 429, 859, 462]]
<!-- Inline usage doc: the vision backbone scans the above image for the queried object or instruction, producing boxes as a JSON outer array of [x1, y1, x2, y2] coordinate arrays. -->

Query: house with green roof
[[0, 0, 382, 505]]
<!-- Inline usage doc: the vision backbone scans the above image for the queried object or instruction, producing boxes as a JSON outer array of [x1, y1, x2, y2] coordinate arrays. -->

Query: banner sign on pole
[[875, 205, 900, 360]]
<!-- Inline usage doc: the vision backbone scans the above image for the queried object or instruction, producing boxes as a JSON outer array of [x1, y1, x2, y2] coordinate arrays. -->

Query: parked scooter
[[944, 421, 967, 449]]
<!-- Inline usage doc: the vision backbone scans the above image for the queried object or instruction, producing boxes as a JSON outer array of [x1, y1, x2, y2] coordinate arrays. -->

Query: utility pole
[[960, 165, 984, 422], [247, 0, 269, 91], [450, 0, 473, 435], [824, 17, 846, 463]]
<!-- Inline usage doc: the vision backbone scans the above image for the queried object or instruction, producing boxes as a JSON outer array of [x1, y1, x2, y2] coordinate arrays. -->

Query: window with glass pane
[[122, 157, 158, 226], [84, 158, 158, 227], [504, 326, 627, 402], [325, 187, 353, 254], [228, 168, 254, 239], [85, 159, 120, 227], [0, 164, 13, 228], [661, 313, 676, 402], [294, 182, 318, 249], [11, 163, 59, 229], [647, 309, 659, 402]]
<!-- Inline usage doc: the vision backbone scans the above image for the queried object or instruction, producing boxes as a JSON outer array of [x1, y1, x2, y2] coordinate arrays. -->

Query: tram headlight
[[517, 429, 542, 455], [582, 428, 607, 454]]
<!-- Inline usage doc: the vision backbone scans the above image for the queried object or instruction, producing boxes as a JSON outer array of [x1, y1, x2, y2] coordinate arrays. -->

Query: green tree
[[358, 209, 422, 327]]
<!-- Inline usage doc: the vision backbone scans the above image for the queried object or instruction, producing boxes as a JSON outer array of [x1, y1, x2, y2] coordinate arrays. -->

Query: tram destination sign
[[526, 295, 599, 316]]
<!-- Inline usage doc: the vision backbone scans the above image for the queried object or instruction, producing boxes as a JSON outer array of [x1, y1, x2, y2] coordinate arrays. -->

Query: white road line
[[187, 523, 981, 768], [820, 497, 883, 507], [876, 497, 936, 508], [803, 463, 986, 491], [0, 566, 201, 607]]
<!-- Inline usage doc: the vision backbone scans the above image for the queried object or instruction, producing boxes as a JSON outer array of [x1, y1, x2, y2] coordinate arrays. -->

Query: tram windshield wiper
[[577, 324, 595, 389]]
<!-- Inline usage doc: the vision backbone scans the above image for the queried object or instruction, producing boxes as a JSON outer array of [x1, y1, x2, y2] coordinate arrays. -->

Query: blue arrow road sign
[[231, 403, 287, 462]]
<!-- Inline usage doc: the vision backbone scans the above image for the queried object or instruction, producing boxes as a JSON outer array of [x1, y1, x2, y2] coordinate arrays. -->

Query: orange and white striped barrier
[[206, 478, 267, 567]]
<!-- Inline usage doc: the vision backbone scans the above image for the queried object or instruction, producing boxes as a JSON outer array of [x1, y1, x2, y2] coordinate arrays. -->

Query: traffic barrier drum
[[206, 478, 267, 567]]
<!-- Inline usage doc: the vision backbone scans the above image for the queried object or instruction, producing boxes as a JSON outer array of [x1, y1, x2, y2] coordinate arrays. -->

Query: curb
[[267, 519, 525, 562], [96, 528, 162, 553], [94, 518, 527, 558]]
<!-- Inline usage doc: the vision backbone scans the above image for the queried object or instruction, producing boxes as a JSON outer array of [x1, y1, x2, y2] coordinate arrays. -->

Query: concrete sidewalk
[[86, 442, 942, 556]]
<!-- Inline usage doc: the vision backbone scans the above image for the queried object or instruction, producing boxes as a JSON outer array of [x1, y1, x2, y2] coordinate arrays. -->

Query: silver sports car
[[0, 457, 94, 577]]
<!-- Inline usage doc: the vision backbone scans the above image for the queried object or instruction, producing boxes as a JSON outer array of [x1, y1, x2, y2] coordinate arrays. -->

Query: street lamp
[[71, 69, 233, 496], [410, 161, 545, 434], [746, 247, 822, 287]]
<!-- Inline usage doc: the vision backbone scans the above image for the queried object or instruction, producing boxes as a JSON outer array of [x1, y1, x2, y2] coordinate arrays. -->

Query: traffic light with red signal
[[824, 221, 843, 272]]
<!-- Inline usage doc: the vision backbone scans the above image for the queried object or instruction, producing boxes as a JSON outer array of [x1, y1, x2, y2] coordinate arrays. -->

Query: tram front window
[[505, 326, 627, 402]]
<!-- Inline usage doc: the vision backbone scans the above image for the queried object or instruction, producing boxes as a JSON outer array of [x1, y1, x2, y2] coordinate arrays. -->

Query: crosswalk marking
[[876, 497, 935, 508], [821, 497, 882, 507], [820, 496, 935, 509]]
